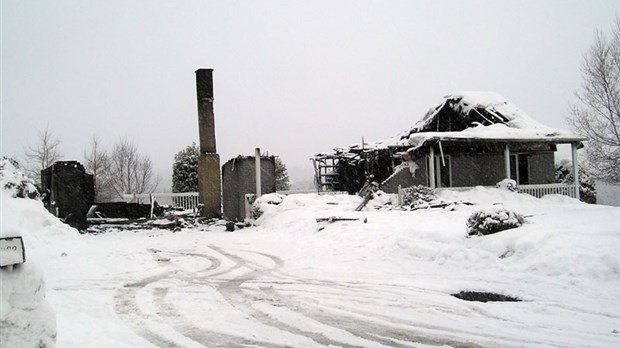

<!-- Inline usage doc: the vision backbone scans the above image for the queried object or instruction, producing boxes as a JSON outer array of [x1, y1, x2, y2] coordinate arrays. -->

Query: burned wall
[[222, 156, 276, 221], [450, 154, 505, 187], [529, 152, 555, 184], [380, 158, 428, 193], [41, 161, 94, 230]]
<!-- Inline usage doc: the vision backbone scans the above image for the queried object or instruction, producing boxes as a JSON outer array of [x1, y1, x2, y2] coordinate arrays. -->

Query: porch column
[[571, 142, 579, 199], [428, 145, 436, 189], [504, 144, 511, 180]]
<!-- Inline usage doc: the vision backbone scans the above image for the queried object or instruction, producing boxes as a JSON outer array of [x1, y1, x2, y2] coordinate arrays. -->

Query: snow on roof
[[415, 91, 554, 132], [338, 91, 584, 153]]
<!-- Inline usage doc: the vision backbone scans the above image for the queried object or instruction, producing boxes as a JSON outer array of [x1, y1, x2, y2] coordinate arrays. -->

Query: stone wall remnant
[[222, 156, 276, 221]]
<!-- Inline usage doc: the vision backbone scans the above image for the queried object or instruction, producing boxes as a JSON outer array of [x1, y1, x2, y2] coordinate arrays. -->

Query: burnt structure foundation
[[196, 68, 222, 218]]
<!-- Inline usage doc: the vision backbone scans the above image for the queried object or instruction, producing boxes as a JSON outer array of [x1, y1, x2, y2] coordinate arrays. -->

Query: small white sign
[[0, 237, 26, 267]]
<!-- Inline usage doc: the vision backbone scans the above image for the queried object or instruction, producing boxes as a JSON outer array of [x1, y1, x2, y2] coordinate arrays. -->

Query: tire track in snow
[[114, 286, 185, 348], [116, 245, 491, 347], [259, 286, 486, 348], [151, 287, 288, 348], [210, 246, 374, 347], [211, 247, 493, 347], [114, 248, 224, 348]]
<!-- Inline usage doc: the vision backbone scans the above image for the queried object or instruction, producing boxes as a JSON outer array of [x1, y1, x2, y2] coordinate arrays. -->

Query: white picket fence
[[123, 192, 200, 210], [517, 183, 577, 199], [437, 183, 577, 199]]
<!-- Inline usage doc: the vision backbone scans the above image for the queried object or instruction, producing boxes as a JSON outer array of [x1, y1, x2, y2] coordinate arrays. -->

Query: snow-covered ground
[[2, 185, 620, 347]]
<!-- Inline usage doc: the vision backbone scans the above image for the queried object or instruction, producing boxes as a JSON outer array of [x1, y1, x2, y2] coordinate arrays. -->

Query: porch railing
[[516, 183, 577, 199], [437, 183, 577, 199], [123, 192, 200, 210]]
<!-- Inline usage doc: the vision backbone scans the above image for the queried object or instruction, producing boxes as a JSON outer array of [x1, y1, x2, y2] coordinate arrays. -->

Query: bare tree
[[24, 126, 63, 184], [568, 16, 620, 183], [107, 138, 160, 197], [84, 135, 115, 202]]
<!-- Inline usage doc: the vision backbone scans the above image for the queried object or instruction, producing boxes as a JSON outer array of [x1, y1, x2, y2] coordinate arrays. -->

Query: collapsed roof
[[326, 91, 584, 156]]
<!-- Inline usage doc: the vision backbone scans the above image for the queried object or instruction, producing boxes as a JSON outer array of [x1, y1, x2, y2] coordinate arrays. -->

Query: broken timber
[[316, 217, 368, 223], [316, 216, 368, 231]]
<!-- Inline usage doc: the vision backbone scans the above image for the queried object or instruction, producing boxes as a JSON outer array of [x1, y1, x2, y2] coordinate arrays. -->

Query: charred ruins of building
[[41, 161, 94, 230], [313, 92, 585, 197]]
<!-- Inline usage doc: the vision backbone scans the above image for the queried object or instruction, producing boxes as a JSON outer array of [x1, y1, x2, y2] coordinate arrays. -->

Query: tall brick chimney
[[195, 68, 221, 218]]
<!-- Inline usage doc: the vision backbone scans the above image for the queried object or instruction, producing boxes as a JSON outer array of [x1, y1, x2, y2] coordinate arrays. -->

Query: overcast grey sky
[[2, 0, 619, 190]]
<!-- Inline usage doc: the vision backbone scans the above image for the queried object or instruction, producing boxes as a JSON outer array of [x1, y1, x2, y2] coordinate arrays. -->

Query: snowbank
[[253, 187, 620, 282], [1, 263, 57, 347], [0, 158, 76, 347]]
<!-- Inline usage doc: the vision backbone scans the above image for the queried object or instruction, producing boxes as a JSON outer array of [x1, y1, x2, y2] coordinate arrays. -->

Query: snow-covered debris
[[252, 192, 285, 219], [0, 157, 38, 199], [495, 178, 517, 191], [400, 185, 436, 206]]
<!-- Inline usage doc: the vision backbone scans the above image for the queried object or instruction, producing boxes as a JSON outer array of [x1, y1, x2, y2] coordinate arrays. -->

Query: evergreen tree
[[275, 157, 290, 191], [172, 143, 199, 193]]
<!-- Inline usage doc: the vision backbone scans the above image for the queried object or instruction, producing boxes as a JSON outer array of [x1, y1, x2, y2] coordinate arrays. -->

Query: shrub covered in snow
[[0, 157, 39, 199], [555, 160, 596, 203], [466, 207, 525, 236], [401, 185, 435, 206]]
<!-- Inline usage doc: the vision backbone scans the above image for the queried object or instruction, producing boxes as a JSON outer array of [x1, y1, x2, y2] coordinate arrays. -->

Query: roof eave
[[407, 136, 587, 153]]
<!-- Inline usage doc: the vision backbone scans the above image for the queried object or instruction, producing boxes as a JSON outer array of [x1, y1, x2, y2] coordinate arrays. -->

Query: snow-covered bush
[[0, 157, 39, 199], [401, 185, 435, 206], [466, 207, 524, 236], [495, 178, 517, 192], [555, 160, 596, 203]]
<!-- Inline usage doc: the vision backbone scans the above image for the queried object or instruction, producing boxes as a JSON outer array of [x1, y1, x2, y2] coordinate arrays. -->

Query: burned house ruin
[[41, 161, 94, 230], [314, 92, 585, 198]]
